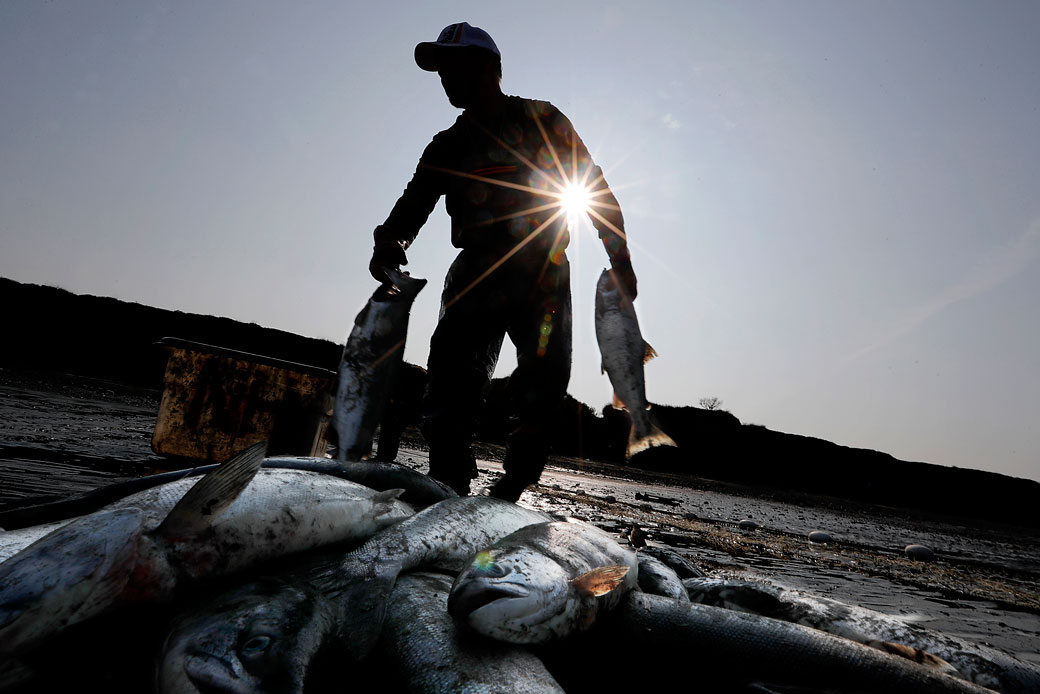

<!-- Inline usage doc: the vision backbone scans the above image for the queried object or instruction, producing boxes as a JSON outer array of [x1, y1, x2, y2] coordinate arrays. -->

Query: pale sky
[[2, 1, 1038, 482]]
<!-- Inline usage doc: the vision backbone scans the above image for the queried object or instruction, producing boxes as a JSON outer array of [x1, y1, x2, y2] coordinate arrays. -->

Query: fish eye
[[240, 635, 272, 656], [472, 552, 510, 578]]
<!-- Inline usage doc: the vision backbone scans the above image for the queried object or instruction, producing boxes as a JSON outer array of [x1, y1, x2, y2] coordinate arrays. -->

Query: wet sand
[[1, 367, 1038, 672]]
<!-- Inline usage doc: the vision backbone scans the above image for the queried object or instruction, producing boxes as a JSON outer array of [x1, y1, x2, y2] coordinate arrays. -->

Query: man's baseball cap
[[415, 22, 500, 71]]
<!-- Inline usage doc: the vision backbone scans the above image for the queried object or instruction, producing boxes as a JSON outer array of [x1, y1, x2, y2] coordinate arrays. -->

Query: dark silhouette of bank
[[3, 276, 1040, 527], [367, 23, 638, 501]]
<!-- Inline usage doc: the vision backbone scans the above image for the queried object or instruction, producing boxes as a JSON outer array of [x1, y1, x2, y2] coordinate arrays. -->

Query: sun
[[558, 179, 593, 228]]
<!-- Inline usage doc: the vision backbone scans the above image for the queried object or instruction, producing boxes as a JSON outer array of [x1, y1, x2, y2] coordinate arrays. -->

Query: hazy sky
[[2, 1, 1038, 482]]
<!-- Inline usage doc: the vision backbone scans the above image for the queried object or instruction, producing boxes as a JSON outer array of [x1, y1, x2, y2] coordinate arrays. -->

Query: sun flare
[[559, 180, 593, 228]]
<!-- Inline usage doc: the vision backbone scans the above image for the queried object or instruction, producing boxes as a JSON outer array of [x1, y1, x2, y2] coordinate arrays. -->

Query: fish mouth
[[448, 580, 529, 619], [180, 652, 255, 694]]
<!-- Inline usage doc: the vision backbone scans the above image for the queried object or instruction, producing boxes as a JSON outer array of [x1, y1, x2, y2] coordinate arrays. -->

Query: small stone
[[604, 495, 617, 504], [628, 525, 647, 548], [904, 544, 935, 561], [808, 531, 832, 544], [738, 519, 758, 531]]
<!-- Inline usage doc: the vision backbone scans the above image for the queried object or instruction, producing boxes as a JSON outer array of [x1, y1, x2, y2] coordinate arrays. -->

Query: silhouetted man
[[369, 22, 637, 501]]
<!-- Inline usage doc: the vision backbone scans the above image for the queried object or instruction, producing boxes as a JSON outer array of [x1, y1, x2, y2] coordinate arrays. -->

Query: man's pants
[[419, 248, 572, 495]]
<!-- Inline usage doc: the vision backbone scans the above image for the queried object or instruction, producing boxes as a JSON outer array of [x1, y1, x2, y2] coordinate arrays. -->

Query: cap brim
[[414, 42, 448, 71], [414, 43, 496, 72]]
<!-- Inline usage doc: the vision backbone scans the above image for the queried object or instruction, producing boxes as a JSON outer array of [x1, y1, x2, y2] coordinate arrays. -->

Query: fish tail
[[626, 419, 677, 459]]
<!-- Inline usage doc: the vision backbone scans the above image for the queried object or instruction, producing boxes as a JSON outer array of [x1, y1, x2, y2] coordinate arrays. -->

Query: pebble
[[604, 495, 617, 504], [628, 524, 647, 548], [905, 544, 935, 561], [738, 519, 758, 530], [808, 530, 833, 544]]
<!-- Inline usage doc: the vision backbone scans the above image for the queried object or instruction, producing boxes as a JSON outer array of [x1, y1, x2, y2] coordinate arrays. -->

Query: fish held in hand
[[333, 268, 427, 461], [594, 268, 676, 458], [448, 519, 638, 644]]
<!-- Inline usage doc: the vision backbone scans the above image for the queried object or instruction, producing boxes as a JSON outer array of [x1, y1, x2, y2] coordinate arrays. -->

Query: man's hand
[[369, 239, 408, 283], [610, 255, 638, 300]]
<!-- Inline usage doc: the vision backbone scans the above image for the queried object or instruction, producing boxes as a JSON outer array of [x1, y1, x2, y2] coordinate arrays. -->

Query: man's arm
[[550, 106, 637, 299], [369, 137, 450, 282]]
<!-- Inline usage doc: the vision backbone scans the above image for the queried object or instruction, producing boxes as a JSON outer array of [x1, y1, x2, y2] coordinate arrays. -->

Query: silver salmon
[[0, 443, 413, 657], [157, 576, 338, 694], [333, 269, 427, 461], [310, 496, 552, 659], [596, 591, 996, 693], [380, 572, 566, 693], [685, 576, 1040, 693], [594, 268, 676, 458], [448, 519, 638, 644]]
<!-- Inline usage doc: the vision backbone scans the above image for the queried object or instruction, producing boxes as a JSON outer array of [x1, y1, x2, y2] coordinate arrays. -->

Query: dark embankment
[[3, 277, 1038, 527], [1, 277, 343, 386]]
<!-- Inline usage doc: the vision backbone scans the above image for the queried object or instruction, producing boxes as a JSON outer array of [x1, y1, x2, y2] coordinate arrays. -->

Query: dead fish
[[310, 496, 553, 660], [0, 443, 413, 657], [636, 552, 689, 601], [684, 576, 1040, 693], [597, 591, 995, 693], [378, 572, 566, 694], [448, 519, 638, 644], [0, 455, 453, 534], [263, 456, 455, 508], [594, 268, 676, 458], [333, 269, 427, 461], [157, 576, 338, 694], [638, 545, 708, 579]]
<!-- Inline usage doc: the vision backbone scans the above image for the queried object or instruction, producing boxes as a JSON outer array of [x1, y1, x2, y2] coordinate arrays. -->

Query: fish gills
[[594, 268, 676, 458]]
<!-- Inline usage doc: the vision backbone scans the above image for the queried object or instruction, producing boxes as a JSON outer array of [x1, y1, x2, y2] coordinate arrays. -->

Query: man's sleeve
[[374, 136, 451, 250]]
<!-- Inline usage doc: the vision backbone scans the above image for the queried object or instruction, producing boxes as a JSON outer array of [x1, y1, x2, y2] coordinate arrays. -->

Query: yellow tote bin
[[152, 337, 335, 463]]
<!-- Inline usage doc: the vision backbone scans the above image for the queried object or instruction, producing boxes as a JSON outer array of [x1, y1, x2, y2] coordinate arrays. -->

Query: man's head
[[415, 22, 503, 110]]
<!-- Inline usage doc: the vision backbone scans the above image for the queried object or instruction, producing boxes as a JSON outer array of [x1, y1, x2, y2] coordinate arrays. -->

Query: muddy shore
[[1, 366, 1038, 674]]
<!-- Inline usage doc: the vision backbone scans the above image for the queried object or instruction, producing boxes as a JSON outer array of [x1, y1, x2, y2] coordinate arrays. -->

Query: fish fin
[[0, 508, 143, 655], [372, 488, 405, 504], [570, 565, 631, 597], [642, 341, 657, 364], [626, 420, 677, 459], [154, 441, 266, 540], [371, 488, 407, 517], [331, 560, 402, 660], [867, 640, 958, 674]]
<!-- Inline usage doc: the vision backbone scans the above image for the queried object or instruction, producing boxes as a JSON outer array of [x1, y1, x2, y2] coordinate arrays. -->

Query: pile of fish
[[2, 444, 1038, 693]]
